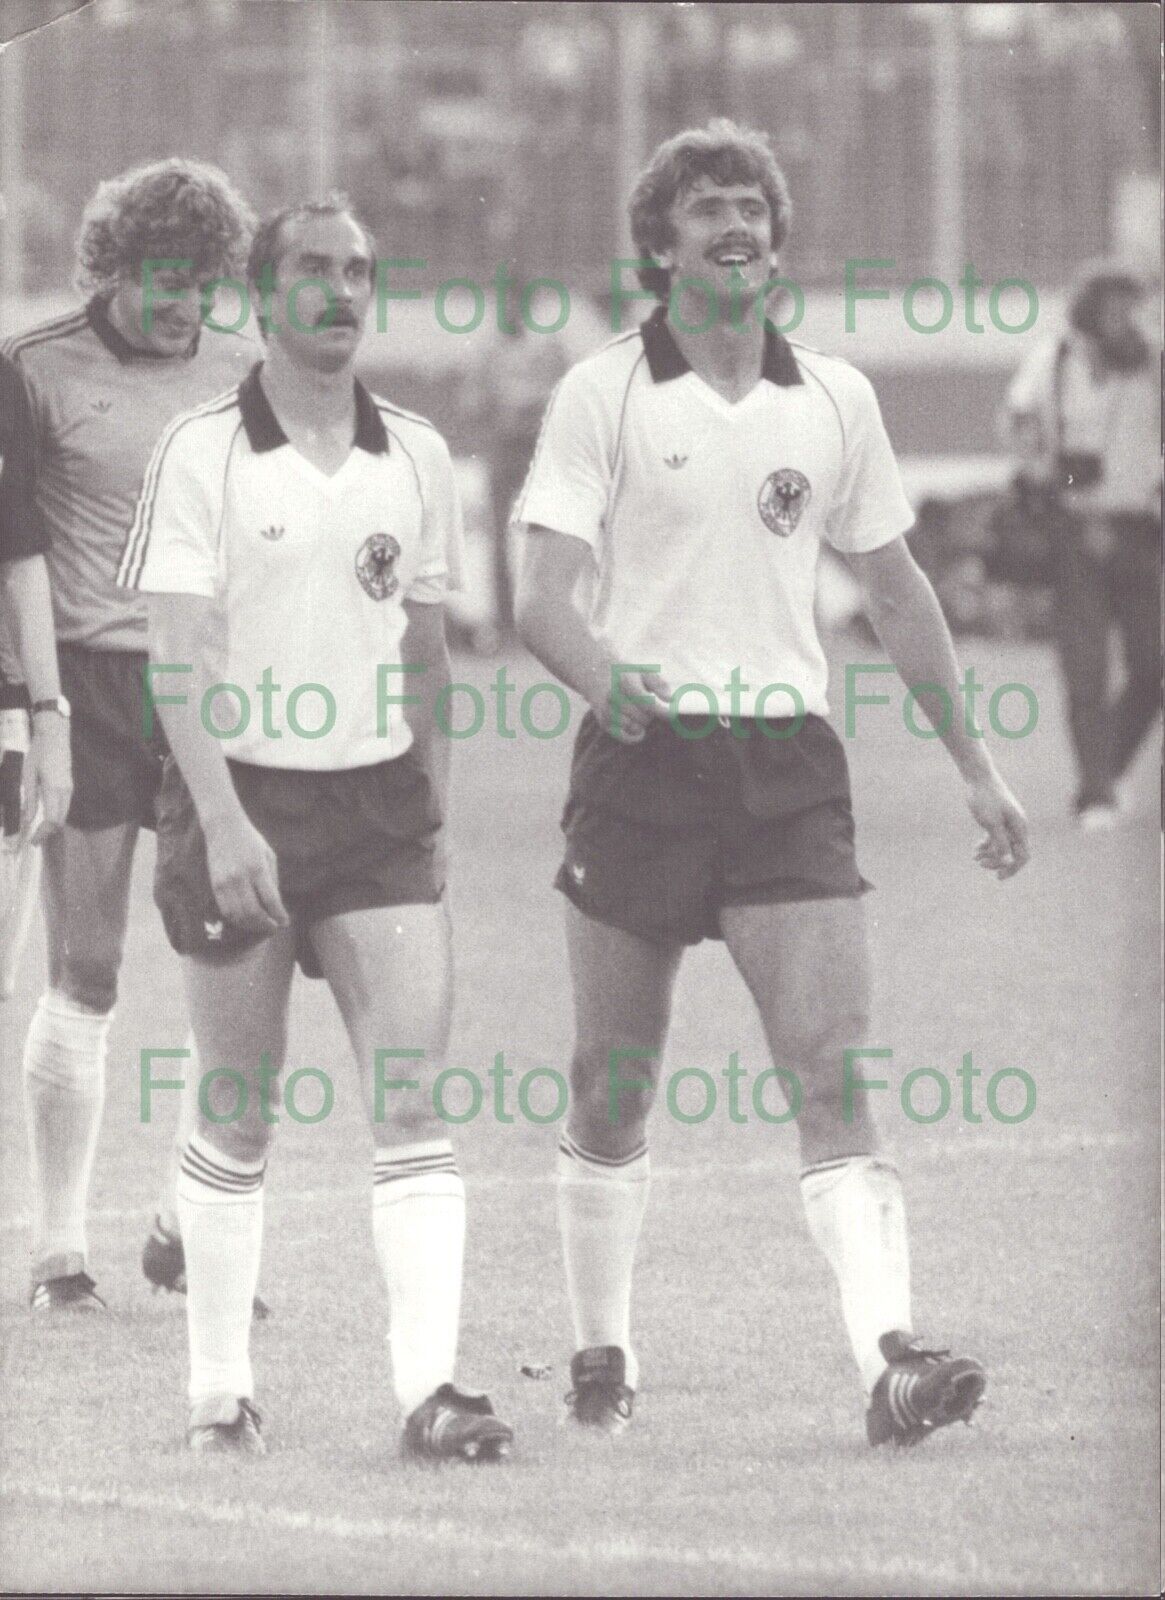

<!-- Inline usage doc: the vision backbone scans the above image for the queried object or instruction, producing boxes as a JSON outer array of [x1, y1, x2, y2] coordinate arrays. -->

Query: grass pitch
[[1, 637, 1159, 1596]]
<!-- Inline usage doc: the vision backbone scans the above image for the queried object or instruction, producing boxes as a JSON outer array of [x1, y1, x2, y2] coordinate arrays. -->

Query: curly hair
[[628, 120, 793, 299], [75, 158, 255, 296], [246, 195, 376, 289]]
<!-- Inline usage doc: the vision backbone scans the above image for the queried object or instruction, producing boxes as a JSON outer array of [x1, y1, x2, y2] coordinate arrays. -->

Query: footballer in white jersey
[[118, 198, 510, 1463], [515, 119, 1030, 1447]]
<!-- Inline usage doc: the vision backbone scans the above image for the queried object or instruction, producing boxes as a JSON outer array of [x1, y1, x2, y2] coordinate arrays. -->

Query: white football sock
[[157, 1033, 201, 1238], [22, 990, 112, 1279], [557, 1132, 649, 1390], [371, 1140, 465, 1416], [801, 1154, 912, 1394], [176, 1132, 265, 1404]]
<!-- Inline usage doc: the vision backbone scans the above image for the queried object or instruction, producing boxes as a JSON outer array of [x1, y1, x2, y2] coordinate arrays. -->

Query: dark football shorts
[[58, 644, 165, 831], [556, 710, 871, 946], [155, 749, 443, 979]]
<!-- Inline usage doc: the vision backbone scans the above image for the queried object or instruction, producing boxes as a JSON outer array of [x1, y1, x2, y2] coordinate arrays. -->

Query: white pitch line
[[0, 1132, 1152, 1237], [0, 1477, 1110, 1594]]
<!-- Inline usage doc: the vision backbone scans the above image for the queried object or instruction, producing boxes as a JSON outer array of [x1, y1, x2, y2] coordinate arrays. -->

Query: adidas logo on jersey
[[259, 525, 285, 541], [91, 398, 113, 414], [203, 919, 224, 942], [664, 453, 688, 469]]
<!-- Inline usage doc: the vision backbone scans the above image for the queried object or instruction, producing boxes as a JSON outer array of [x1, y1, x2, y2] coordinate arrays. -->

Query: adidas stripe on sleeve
[[117, 397, 238, 597], [512, 365, 618, 548]]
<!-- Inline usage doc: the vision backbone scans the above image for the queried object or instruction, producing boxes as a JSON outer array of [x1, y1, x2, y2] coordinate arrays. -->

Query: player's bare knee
[[797, 1035, 879, 1155], [780, 1012, 875, 1135], [570, 1041, 656, 1151], [377, 1095, 449, 1146], [198, 1115, 275, 1167], [191, 1050, 285, 1162], [797, 1093, 879, 1163], [59, 956, 120, 1015]]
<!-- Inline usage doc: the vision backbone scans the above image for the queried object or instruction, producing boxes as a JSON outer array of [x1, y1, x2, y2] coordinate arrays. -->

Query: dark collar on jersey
[[86, 296, 199, 363], [237, 363, 390, 455], [639, 303, 803, 387]]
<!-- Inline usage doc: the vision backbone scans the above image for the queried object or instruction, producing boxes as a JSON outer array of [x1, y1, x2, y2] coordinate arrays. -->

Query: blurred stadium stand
[[2, 2, 1155, 295], [0, 0, 1157, 638]]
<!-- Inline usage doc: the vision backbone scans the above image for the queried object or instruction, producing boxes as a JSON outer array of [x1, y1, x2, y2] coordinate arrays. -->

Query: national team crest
[[758, 469, 811, 537], [355, 533, 401, 600]]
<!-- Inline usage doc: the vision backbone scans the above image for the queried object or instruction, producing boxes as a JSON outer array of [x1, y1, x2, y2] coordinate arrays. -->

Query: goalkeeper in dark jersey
[[2, 160, 259, 1313]]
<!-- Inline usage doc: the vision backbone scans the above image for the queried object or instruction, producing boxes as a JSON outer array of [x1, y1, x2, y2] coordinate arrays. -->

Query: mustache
[[314, 307, 360, 330], [707, 240, 760, 259]]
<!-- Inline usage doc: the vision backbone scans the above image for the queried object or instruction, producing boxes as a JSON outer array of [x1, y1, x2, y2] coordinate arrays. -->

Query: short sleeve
[[511, 366, 614, 547], [0, 355, 47, 563], [824, 371, 916, 554], [406, 431, 464, 604], [116, 419, 220, 596]]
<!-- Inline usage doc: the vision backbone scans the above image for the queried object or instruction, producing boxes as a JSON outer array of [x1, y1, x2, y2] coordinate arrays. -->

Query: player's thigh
[[41, 821, 139, 1008], [720, 895, 870, 1077], [564, 899, 684, 1088], [311, 901, 453, 1133], [181, 930, 297, 1155]]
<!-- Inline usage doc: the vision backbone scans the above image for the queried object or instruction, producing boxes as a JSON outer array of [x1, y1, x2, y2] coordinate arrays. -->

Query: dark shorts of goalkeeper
[[58, 644, 166, 831], [556, 710, 871, 947], [155, 750, 443, 979]]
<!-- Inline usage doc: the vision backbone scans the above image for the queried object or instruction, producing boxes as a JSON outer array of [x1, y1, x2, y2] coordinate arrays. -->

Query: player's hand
[[966, 772, 1030, 880], [594, 669, 673, 744], [202, 809, 289, 934], [25, 714, 73, 844]]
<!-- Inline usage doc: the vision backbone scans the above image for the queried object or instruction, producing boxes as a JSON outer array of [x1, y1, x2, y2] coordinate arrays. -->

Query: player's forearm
[[1, 555, 61, 700], [400, 602, 452, 815], [862, 567, 998, 784], [146, 594, 245, 827], [514, 586, 614, 713]]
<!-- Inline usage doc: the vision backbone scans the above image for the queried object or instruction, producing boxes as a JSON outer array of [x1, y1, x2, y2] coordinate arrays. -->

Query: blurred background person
[[460, 309, 571, 639], [1002, 262, 1161, 828]]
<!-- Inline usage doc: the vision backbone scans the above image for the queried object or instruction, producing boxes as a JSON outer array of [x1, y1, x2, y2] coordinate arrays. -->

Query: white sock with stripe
[[176, 1132, 265, 1404], [371, 1140, 465, 1416], [22, 990, 112, 1280], [800, 1154, 912, 1394], [557, 1132, 650, 1390]]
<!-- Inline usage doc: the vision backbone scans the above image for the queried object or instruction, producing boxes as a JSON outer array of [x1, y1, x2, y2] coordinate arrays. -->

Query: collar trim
[[639, 304, 803, 388], [237, 363, 390, 455]]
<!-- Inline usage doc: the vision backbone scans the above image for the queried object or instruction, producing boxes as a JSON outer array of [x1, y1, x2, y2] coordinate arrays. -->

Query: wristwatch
[[31, 695, 71, 719]]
